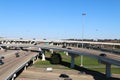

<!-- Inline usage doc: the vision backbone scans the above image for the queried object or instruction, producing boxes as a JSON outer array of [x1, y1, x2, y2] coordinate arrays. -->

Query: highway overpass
[[0, 43, 120, 79]]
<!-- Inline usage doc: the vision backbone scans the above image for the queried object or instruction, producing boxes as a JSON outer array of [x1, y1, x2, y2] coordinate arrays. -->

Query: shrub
[[50, 53, 62, 64]]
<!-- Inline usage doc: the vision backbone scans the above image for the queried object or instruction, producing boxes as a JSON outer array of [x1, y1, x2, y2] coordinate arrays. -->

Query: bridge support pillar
[[24, 66, 27, 70], [64, 51, 68, 56], [0, 47, 3, 50], [32, 58, 35, 64], [24, 63, 28, 70], [39, 48, 46, 61], [106, 63, 111, 78], [11, 74, 16, 80], [77, 43, 79, 48], [50, 49, 54, 53], [112, 45, 115, 50], [41, 52, 45, 61], [36, 55, 39, 60], [70, 54, 75, 68]]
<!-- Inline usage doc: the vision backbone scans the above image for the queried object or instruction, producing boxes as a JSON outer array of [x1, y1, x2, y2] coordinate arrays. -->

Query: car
[[0, 60, 4, 65], [67, 48, 72, 50], [15, 52, 20, 57], [59, 74, 69, 78], [98, 53, 107, 64], [34, 43, 37, 45], [99, 53, 107, 57], [62, 45, 66, 48], [1, 56, 5, 59]]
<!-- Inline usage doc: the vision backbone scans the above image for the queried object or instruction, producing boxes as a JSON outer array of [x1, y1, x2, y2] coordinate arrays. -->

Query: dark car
[[15, 52, 20, 57], [99, 53, 107, 57], [1, 56, 5, 59], [0, 60, 4, 65], [59, 74, 69, 78], [98, 53, 107, 64], [0, 57, 4, 65], [67, 48, 72, 50], [62, 45, 66, 48]]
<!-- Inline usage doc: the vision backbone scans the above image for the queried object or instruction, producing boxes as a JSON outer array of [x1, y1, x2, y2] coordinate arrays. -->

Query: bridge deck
[[36, 45, 120, 66]]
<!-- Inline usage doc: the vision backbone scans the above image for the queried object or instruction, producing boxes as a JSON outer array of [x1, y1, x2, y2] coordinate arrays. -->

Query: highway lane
[[0, 50, 26, 67], [0, 50, 25, 65], [0, 50, 17, 57], [0, 50, 38, 80]]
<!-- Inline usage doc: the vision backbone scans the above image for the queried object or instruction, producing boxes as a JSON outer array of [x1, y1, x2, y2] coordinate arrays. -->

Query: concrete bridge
[[1, 38, 120, 50], [0, 38, 120, 79], [0, 43, 120, 79]]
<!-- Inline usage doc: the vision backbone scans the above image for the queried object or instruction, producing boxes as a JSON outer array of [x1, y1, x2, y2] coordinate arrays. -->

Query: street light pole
[[80, 13, 86, 67], [82, 13, 86, 48]]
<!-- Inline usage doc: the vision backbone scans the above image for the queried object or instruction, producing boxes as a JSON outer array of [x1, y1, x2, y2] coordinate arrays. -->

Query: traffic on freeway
[[0, 50, 38, 80]]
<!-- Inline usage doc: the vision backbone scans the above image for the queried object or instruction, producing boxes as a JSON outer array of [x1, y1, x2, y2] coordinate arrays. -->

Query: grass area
[[34, 51, 120, 74], [34, 60, 69, 69]]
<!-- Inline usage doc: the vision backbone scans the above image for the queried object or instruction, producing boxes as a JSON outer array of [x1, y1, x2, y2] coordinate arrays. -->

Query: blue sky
[[0, 0, 120, 39]]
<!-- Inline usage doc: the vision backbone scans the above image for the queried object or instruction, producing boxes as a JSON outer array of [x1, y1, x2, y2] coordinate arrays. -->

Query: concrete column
[[65, 43, 69, 47], [112, 45, 115, 49], [64, 51, 68, 56], [70, 54, 75, 68], [11, 74, 16, 80], [67, 43, 70, 47], [0, 47, 4, 51], [32, 58, 35, 64], [50, 42, 53, 45], [72, 44, 73, 47], [50, 49, 54, 53], [1, 41, 3, 44], [101, 44, 104, 48], [24, 66, 27, 70], [58, 43, 60, 46], [89, 44, 91, 49], [70, 43, 73, 47], [24, 63, 28, 70], [106, 63, 111, 78], [41, 52, 46, 61], [8, 41, 10, 44], [39, 48, 46, 61], [77, 43, 79, 48], [64, 43, 67, 47], [39, 48, 42, 56], [36, 55, 39, 60]]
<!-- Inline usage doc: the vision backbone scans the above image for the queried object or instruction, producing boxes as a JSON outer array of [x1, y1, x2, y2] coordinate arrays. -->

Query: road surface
[[0, 50, 38, 80]]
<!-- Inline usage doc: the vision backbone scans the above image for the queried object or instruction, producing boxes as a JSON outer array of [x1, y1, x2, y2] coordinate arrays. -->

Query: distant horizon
[[0, 0, 120, 39], [0, 37, 120, 40]]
